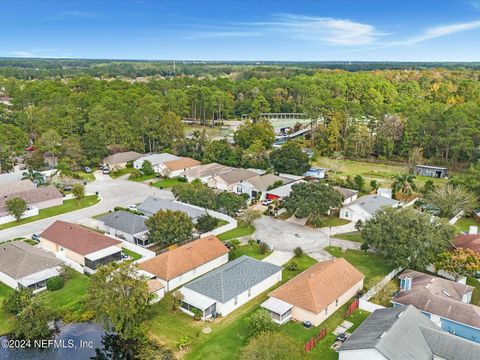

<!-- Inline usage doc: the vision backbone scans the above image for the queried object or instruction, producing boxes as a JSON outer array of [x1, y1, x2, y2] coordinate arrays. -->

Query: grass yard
[[334, 231, 363, 243], [130, 174, 157, 182], [326, 246, 394, 290], [0, 282, 15, 336], [455, 217, 479, 233], [0, 195, 100, 230], [229, 243, 271, 260], [467, 277, 480, 307], [110, 167, 135, 178], [217, 220, 255, 241], [317, 216, 351, 228], [23, 239, 39, 246], [122, 248, 143, 261], [72, 171, 96, 182], [151, 178, 187, 189]]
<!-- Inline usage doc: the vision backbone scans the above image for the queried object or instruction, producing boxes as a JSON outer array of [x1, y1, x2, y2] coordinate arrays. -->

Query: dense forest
[[0, 63, 479, 176]]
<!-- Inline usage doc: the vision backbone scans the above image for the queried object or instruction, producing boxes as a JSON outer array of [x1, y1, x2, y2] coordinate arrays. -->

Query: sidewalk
[[262, 251, 294, 266]]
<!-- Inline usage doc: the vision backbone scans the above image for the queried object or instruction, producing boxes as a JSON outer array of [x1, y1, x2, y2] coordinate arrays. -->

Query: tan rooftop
[[0, 185, 63, 217], [216, 168, 259, 185], [164, 157, 201, 171], [183, 162, 233, 178], [269, 258, 364, 313], [0, 179, 35, 197], [103, 151, 143, 165], [138, 235, 229, 281]]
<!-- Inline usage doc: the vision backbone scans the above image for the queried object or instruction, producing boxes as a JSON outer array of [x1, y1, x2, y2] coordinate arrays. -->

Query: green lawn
[[130, 174, 157, 182], [151, 178, 187, 189], [0, 195, 100, 230], [122, 248, 142, 261], [72, 171, 96, 182], [467, 277, 480, 306], [217, 220, 255, 241], [110, 167, 135, 178], [455, 217, 479, 233], [326, 246, 394, 290], [229, 243, 271, 260], [334, 231, 363, 243], [317, 216, 351, 228], [23, 239, 39, 246], [0, 282, 15, 336]]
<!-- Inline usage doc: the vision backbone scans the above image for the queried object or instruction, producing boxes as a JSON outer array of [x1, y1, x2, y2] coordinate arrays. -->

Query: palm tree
[[22, 169, 44, 185], [391, 174, 417, 200], [426, 184, 478, 219]]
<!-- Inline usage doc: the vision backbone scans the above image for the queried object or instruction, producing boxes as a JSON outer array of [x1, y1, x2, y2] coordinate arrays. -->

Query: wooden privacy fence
[[304, 327, 328, 352], [346, 298, 359, 317]]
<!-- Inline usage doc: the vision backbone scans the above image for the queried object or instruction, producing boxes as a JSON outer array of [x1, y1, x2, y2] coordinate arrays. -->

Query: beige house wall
[[39, 237, 86, 266]]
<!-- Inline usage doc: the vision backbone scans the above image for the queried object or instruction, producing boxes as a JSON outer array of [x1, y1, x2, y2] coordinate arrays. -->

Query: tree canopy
[[269, 142, 310, 175], [145, 209, 194, 246]]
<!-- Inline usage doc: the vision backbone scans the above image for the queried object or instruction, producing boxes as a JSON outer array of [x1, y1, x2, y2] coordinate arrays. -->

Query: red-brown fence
[[346, 298, 359, 317], [304, 327, 328, 352]]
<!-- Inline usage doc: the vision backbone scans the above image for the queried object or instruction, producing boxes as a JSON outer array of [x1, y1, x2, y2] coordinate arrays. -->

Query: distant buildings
[[414, 165, 448, 179]]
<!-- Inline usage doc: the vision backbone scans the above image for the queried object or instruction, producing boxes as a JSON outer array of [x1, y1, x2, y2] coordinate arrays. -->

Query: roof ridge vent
[[442, 290, 452, 297]]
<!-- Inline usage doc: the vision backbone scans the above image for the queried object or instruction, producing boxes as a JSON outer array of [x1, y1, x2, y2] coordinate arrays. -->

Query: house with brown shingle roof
[[103, 151, 144, 170], [208, 168, 259, 192], [137, 235, 229, 291], [261, 258, 364, 325], [40, 220, 123, 273], [160, 157, 201, 178], [454, 234, 480, 254]]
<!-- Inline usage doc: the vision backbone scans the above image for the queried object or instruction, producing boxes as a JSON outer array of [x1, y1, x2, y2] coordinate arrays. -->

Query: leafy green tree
[[141, 160, 155, 175], [234, 120, 275, 149], [6, 197, 27, 221], [145, 209, 194, 246], [242, 208, 262, 226], [71, 183, 85, 201], [354, 175, 366, 192], [203, 139, 240, 167], [195, 213, 219, 233], [4, 288, 33, 315], [22, 169, 44, 184], [246, 309, 277, 338], [87, 262, 152, 340], [362, 207, 455, 269], [216, 191, 247, 216], [425, 184, 478, 218], [172, 181, 217, 210], [14, 295, 52, 339], [241, 333, 305, 360], [38, 129, 62, 167], [241, 140, 270, 169], [0, 123, 28, 173], [156, 111, 185, 150], [284, 183, 343, 220], [269, 142, 309, 175], [435, 248, 480, 281], [250, 94, 270, 120]]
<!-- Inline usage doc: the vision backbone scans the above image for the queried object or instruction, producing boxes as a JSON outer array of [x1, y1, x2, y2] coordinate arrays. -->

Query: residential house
[[137, 235, 229, 292], [99, 210, 149, 247], [339, 194, 399, 223], [103, 151, 144, 170], [265, 179, 306, 201], [262, 258, 363, 325], [415, 164, 448, 178], [339, 305, 480, 360], [159, 157, 201, 178], [392, 270, 480, 343], [0, 179, 63, 224], [207, 168, 259, 192], [137, 196, 208, 222], [40, 221, 123, 273], [303, 167, 327, 179], [179, 255, 282, 318], [0, 170, 24, 185], [236, 173, 293, 199], [377, 187, 393, 199], [0, 241, 63, 292], [333, 186, 358, 205], [133, 153, 180, 173], [454, 233, 480, 254], [182, 162, 233, 183]]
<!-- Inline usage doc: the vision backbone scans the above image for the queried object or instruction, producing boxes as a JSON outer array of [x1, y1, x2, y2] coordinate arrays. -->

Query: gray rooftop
[[0, 241, 63, 280], [137, 196, 207, 220], [184, 255, 282, 303], [135, 153, 180, 166], [339, 305, 480, 360], [246, 174, 291, 191], [99, 210, 148, 235], [333, 186, 358, 201], [349, 194, 399, 215]]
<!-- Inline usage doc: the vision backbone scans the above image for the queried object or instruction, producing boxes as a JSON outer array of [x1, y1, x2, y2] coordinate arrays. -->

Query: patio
[[261, 297, 292, 324]]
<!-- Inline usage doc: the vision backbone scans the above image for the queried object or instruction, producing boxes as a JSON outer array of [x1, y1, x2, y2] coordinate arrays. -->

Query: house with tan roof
[[137, 235, 229, 291], [208, 168, 259, 192], [159, 157, 201, 178], [133, 153, 180, 173], [103, 151, 144, 170], [40, 220, 123, 273], [262, 258, 364, 325], [182, 162, 233, 183], [236, 173, 294, 199], [392, 270, 480, 343]]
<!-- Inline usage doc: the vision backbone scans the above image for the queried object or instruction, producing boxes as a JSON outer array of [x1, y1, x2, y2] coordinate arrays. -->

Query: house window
[[234, 296, 238, 305], [344, 211, 349, 218], [248, 288, 251, 297], [335, 299, 339, 306], [325, 307, 328, 315]]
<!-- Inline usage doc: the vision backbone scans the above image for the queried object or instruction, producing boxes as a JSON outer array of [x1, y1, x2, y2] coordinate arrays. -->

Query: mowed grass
[[455, 217, 479, 233], [229, 243, 270, 260], [326, 246, 394, 290], [217, 220, 255, 241], [334, 231, 363, 243], [151, 178, 187, 189], [317, 215, 351, 228], [110, 167, 135, 178], [0, 195, 100, 230], [122, 248, 142, 261], [40, 271, 89, 314], [0, 282, 15, 336], [467, 277, 480, 307]]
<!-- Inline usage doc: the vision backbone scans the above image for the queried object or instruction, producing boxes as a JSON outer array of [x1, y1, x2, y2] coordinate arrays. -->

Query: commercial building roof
[[164, 157, 201, 171], [138, 235, 228, 281], [392, 270, 480, 329], [268, 258, 364, 313], [340, 305, 480, 360], [215, 168, 259, 185], [0, 241, 63, 280], [100, 210, 148, 235], [184, 255, 282, 303], [103, 151, 144, 165], [348, 194, 399, 215], [41, 220, 122, 256], [137, 196, 207, 220]]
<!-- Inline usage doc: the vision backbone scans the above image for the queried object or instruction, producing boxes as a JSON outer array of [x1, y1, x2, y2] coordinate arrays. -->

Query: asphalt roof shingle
[[137, 197, 207, 220], [100, 210, 148, 235], [348, 194, 399, 215]]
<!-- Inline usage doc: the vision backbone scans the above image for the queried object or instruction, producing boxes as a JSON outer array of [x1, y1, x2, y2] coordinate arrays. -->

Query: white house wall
[[339, 205, 371, 223], [216, 270, 282, 317], [0, 271, 19, 289], [339, 349, 387, 360]]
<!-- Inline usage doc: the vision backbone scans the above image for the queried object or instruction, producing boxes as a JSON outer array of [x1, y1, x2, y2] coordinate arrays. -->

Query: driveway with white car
[[0, 171, 173, 242]]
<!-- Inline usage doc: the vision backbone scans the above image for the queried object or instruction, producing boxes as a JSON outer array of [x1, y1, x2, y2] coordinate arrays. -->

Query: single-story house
[[182, 162, 233, 183], [0, 241, 63, 292], [265, 179, 306, 201], [40, 221, 123, 273], [138, 235, 229, 291], [303, 167, 327, 179], [159, 157, 201, 178], [133, 153, 180, 173], [333, 186, 358, 205], [377, 187, 393, 199], [339, 194, 399, 223], [147, 278, 165, 303], [103, 151, 144, 170], [339, 305, 480, 360], [392, 269, 480, 343], [207, 168, 259, 192], [179, 255, 282, 318], [454, 233, 480, 254], [236, 173, 293, 199], [137, 196, 208, 222], [415, 164, 448, 179], [99, 210, 149, 247], [262, 258, 363, 325], [0, 170, 25, 185], [0, 179, 63, 224]]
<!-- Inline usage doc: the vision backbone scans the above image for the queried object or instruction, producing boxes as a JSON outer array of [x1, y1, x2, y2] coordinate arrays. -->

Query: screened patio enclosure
[[261, 297, 293, 324], [179, 287, 217, 318]]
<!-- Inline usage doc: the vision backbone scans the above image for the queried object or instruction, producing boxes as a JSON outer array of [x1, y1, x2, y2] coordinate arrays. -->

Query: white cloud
[[404, 20, 480, 44], [11, 51, 35, 57]]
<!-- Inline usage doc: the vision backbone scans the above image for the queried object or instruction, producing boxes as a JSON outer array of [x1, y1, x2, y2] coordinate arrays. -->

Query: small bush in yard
[[258, 242, 270, 254], [47, 276, 64, 291], [285, 261, 299, 271], [246, 309, 277, 338], [294, 247, 303, 257]]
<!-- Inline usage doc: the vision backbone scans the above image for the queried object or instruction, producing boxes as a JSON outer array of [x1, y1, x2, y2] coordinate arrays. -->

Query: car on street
[[261, 199, 273, 206], [83, 166, 92, 173], [127, 204, 137, 211], [63, 184, 73, 191], [102, 168, 110, 174], [31, 233, 40, 241]]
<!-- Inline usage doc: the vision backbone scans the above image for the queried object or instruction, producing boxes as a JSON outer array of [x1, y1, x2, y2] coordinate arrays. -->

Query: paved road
[[0, 172, 173, 242]]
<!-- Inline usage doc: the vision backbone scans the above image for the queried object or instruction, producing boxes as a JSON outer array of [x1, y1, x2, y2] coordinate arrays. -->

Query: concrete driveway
[[0, 171, 173, 242], [262, 251, 294, 266]]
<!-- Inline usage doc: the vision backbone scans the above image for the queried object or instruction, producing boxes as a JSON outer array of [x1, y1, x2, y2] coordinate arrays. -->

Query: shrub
[[47, 276, 65, 291], [293, 247, 303, 258], [196, 214, 220, 233], [285, 261, 299, 271], [177, 176, 187, 183], [129, 169, 142, 179], [228, 239, 241, 249], [4, 288, 32, 315], [246, 309, 277, 338], [258, 242, 270, 254], [192, 308, 202, 321]]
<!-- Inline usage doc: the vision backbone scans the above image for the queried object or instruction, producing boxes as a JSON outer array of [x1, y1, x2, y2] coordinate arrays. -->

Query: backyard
[[229, 242, 271, 260], [455, 216, 479, 233], [0, 195, 100, 230], [0, 282, 14, 336], [122, 248, 143, 261]]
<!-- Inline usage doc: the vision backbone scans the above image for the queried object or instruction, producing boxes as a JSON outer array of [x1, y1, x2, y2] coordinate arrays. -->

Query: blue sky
[[2, 0, 480, 61]]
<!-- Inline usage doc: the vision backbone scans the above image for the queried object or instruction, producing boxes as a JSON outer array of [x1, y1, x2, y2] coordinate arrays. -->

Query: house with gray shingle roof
[[339, 194, 399, 223], [137, 196, 208, 221], [179, 255, 282, 318], [338, 305, 480, 360], [0, 241, 63, 292], [99, 210, 149, 246]]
